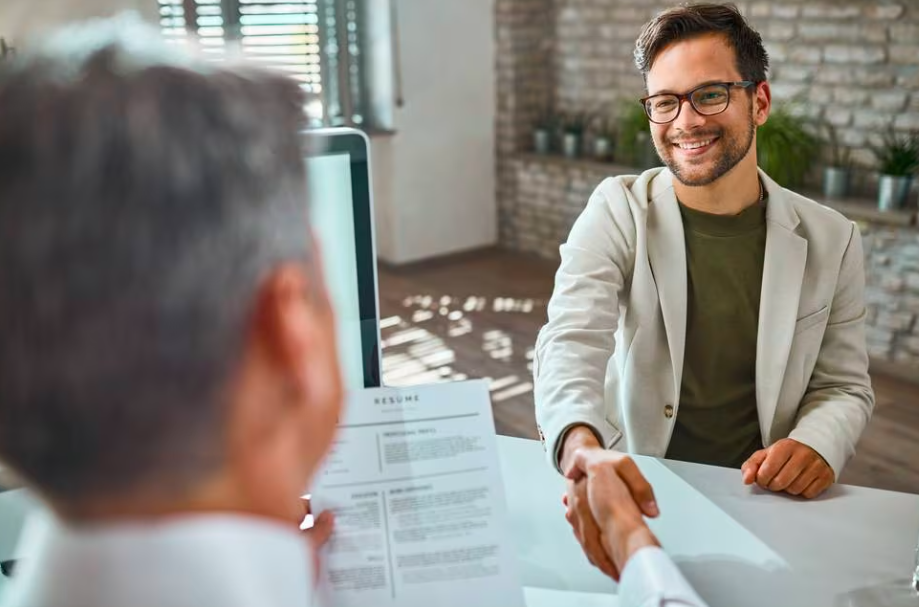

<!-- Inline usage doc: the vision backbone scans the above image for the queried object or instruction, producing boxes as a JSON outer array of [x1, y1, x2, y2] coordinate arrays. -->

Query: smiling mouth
[[673, 137, 719, 150]]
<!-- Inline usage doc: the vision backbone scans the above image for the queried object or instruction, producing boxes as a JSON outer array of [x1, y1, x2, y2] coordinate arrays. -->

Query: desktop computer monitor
[[303, 128, 382, 390]]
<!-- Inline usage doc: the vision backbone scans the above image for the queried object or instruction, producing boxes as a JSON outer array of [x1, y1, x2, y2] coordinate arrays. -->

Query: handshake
[[560, 424, 836, 581], [560, 432, 661, 581]]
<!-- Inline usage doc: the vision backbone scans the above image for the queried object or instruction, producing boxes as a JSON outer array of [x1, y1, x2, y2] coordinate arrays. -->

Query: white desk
[[2, 438, 918, 606], [500, 436, 919, 607]]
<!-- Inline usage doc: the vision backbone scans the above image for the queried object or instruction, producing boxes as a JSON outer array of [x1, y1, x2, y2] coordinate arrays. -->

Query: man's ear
[[754, 81, 771, 127], [256, 264, 314, 394], [255, 261, 340, 417]]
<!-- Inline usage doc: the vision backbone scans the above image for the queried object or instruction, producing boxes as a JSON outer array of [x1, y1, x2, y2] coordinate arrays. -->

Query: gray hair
[[0, 16, 312, 502]]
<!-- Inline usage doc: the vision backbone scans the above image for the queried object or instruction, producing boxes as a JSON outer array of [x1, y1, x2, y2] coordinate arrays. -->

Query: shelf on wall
[[509, 153, 917, 228]]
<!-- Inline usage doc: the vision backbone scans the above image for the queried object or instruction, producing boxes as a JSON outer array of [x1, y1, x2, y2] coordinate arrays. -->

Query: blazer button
[[664, 404, 674, 419]]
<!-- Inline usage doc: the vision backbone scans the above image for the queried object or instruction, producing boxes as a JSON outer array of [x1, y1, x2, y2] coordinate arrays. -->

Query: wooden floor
[[378, 249, 919, 495]]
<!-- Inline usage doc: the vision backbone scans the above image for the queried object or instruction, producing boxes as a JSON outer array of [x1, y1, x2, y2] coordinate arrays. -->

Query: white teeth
[[677, 139, 714, 150]]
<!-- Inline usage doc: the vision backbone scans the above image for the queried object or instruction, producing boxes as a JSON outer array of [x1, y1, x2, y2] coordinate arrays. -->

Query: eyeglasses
[[639, 81, 757, 124]]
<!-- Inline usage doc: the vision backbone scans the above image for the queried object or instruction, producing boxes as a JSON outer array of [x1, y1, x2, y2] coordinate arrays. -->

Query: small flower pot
[[823, 166, 850, 199], [533, 128, 551, 155], [562, 132, 581, 159], [878, 174, 913, 211], [593, 136, 613, 162]]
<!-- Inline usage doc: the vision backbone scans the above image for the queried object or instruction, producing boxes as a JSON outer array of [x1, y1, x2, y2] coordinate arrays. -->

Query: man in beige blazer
[[534, 4, 874, 581]]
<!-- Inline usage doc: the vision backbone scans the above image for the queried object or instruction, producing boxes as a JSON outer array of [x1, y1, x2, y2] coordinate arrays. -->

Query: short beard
[[662, 117, 756, 187]]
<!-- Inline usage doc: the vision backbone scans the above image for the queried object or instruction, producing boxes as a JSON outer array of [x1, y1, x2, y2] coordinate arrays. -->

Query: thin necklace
[[758, 179, 766, 202]]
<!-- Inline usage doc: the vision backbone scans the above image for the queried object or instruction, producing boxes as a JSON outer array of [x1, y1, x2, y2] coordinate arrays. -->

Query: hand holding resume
[[310, 380, 525, 607]]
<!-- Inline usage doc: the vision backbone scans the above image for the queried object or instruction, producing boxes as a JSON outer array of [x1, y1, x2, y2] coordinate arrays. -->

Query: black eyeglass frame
[[639, 81, 759, 124]]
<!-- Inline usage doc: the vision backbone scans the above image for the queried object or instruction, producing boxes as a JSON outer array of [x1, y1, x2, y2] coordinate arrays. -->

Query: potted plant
[[532, 107, 559, 155], [821, 122, 852, 199], [870, 128, 919, 211], [617, 102, 657, 169], [756, 104, 819, 187], [560, 111, 592, 159], [592, 115, 616, 162]]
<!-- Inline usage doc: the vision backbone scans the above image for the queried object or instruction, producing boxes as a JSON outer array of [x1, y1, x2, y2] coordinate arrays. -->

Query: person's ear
[[256, 262, 337, 411], [754, 81, 771, 126], [226, 261, 340, 519]]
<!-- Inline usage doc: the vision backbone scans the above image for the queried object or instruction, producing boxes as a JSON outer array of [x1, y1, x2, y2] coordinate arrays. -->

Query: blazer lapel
[[756, 171, 807, 442], [645, 170, 687, 401]]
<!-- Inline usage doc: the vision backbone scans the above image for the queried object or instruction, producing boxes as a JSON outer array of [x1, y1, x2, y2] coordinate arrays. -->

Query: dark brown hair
[[634, 3, 769, 86]]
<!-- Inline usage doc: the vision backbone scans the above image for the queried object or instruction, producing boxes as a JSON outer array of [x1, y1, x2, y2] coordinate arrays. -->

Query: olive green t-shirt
[[664, 200, 767, 469]]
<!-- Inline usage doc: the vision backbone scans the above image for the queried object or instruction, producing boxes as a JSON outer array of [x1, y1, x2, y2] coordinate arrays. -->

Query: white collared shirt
[[1, 513, 313, 607], [620, 547, 708, 607]]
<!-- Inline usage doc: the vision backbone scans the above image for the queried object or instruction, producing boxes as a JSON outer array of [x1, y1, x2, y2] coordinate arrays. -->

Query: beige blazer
[[534, 167, 874, 478]]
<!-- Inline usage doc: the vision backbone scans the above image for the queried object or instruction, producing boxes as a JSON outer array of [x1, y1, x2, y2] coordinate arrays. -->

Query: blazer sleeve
[[533, 177, 637, 473], [788, 222, 875, 478]]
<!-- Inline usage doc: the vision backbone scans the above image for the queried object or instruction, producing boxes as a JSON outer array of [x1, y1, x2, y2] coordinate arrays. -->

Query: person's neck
[[674, 162, 762, 216]]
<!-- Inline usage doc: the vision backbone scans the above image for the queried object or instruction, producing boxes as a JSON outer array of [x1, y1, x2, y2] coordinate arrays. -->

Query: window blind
[[157, 0, 365, 126]]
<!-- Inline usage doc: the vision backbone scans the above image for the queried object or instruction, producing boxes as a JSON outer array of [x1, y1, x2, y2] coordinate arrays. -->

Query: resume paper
[[311, 380, 524, 607]]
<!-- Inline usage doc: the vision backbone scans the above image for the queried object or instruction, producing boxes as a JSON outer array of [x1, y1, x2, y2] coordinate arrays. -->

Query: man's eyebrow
[[647, 79, 728, 96]]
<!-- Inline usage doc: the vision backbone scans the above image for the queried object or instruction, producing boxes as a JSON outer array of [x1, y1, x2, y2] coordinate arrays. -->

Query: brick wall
[[495, 0, 919, 216], [863, 225, 919, 366], [502, 155, 611, 257], [496, 0, 554, 248], [548, 1, 919, 166]]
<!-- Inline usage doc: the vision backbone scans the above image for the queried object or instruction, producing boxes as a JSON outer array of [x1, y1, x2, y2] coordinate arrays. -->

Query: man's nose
[[672, 98, 707, 132]]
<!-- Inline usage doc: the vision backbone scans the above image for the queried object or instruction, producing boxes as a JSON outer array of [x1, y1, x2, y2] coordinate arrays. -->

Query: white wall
[[371, 0, 497, 264], [0, 0, 157, 42]]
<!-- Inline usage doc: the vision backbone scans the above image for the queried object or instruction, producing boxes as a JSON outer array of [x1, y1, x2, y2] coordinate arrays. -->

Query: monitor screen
[[304, 129, 381, 390], [307, 153, 364, 391]]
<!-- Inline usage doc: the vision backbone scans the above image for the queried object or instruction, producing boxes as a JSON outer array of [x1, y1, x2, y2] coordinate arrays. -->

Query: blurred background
[[1, 0, 917, 494]]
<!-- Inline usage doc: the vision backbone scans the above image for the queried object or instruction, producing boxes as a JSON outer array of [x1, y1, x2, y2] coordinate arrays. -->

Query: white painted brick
[[776, 65, 814, 82], [824, 108, 853, 127], [824, 45, 886, 65], [770, 82, 808, 100], [863, 4, 905, 20], [895, 113, 919, 131], [765, 42, 788, 63], [771, 5, 800, 19], [802, 4, 861, 19], [799, 23, 858, 42], [898, 72, 919, 89], [876, 311, 916, 331], [890, 24, 919, 44], [766, 22, 796, 42], [890, 45, 919, 65], [834, 88, 871, 106], [872, 91, 909, 112], [750, 3, 771, 18], [789, 46, 823, 63]]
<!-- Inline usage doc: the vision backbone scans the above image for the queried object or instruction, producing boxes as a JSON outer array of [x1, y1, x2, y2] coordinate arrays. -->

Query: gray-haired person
[[0, 16, 342, 607]]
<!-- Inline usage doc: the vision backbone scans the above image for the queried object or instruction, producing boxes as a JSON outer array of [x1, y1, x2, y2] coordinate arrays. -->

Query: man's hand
[[559, 427, 619, 577], [562, 445, 660, 580], [563, 470, 620, 578], [741, 438, 835, 499], [301, 498, 335, 582], [559, 425, 602, 474]]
